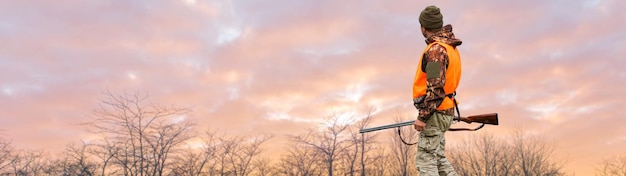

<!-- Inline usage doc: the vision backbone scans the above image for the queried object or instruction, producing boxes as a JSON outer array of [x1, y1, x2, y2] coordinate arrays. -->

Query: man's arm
[[418, 43, 449, 122]]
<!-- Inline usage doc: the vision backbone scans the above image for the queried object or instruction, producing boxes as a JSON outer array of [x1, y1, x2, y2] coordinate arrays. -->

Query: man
[[412, 5, 462, 176]]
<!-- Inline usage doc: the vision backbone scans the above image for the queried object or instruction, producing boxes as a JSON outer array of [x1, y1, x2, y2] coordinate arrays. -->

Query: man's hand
[[413, 120, 426, 131]]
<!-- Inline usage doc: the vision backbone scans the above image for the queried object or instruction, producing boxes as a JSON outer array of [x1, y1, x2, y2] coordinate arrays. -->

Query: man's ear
[[421, 27, 427, 37]]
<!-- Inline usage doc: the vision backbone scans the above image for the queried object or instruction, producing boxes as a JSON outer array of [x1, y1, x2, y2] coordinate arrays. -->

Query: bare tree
[[448, 129, 565, 176], [276, 141, 324, 176], [596, 154, 626, 176], [169, 148, 209, 176], [385, 113, 418, 176], [169, 131, 221, 176], [341, 109, 377, 176], [291, 115, 351, 176], [229, 135, 272, 176], [145, 119, 196, 176], [180, 130, 271, 176], [250, 157, 274, 176], [84, 90, 195, 176], [448, 132, 515, 176], [59, 141, 98, 176], [0, 136, 13, 173], [5, 150, 44, 175], [40, 157, 63, 175], [368, 148, 390, 176], [199, 131, 220, 176], [25, 152, 49, 175], [90, 137, 120, 176], [511, 129, 564, 176], [213, 135, 240, 176]]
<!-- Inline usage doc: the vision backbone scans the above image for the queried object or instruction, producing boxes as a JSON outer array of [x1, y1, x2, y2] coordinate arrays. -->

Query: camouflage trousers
[[416, 112, 458, 176]]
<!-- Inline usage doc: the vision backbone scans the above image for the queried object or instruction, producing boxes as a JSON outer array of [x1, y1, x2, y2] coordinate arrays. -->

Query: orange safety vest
[[412, 41, 462, 110]]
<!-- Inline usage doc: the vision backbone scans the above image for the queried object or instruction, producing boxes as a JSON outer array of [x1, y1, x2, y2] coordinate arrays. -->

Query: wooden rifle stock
[[359, 113, 498, 133], [454, 113, 498, 125], [449, 113, 498, 131]]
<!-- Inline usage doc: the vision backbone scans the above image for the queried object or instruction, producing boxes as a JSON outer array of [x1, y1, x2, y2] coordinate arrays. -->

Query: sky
[[1, 0, 625, 175]]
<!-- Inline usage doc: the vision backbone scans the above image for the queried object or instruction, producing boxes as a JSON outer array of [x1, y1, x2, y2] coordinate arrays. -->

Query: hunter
[[412, 5, 462, 176]]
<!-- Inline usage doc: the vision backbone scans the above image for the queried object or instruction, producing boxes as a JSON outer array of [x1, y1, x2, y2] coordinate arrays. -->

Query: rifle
[[359, 113, 498, 134]]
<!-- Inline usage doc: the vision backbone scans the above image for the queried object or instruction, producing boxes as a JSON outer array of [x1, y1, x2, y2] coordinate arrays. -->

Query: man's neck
[[424, 31, 435, 39]]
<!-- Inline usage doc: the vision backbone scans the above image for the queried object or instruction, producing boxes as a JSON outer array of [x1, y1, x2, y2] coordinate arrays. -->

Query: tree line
[[0, 91, 623, 176]]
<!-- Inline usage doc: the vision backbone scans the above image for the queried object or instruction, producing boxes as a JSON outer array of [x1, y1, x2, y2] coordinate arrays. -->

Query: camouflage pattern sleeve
[[418, 43, 449, 122]]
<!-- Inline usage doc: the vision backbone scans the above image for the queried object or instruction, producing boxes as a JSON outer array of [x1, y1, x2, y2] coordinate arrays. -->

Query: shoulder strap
[[447, 91, 461, 121], [397, 127, 417, 145]]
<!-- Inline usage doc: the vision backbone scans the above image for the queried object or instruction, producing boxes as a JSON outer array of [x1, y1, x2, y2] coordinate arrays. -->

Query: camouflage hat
[[419, 5, 443, 30]]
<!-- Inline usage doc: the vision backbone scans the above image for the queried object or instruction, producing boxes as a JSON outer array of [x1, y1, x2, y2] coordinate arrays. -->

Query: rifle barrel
[[359, 120, 415, 133]]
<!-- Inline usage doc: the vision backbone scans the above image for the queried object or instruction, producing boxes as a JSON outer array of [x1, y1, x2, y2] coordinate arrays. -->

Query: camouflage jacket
[[417, 24, 463, 122]]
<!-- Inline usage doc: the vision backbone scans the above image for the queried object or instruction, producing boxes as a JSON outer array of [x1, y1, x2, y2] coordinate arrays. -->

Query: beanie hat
[[419, 5, 443, 30]]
